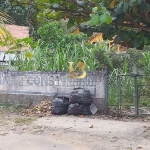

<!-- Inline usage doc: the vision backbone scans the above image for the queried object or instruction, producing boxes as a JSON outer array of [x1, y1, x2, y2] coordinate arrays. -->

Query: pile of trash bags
[[52, 88, 94, 115], [68, 88, 92, 115], [51, 96, 69, 115]]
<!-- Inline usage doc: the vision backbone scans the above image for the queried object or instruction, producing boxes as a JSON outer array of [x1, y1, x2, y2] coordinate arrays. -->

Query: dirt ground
[[0, 106, 150, 150]]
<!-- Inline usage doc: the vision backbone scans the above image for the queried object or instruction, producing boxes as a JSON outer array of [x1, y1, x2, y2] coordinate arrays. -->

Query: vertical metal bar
[[118, 76, 122, 115], [117, 75, 121, 116], [104, 68, 108, 115], [134, 75, 139, 116]]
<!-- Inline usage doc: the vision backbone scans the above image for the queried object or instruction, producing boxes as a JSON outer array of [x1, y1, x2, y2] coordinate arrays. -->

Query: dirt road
[[0, 114, 150, 150]]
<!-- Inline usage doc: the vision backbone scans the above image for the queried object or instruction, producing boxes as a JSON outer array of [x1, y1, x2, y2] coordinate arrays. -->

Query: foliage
[[93, 41, 113, 71], [11, 20, 149, 74], [0, 10, 33, 51], [37, 22, 88, 49], [138, 51, 150, 75], [0, 0, 39, 38], [0, 11, 17, 46], [11, 22, 105, 71], [108, 74, 134, 106], [13, 0, 150, 49], [12, 42, 101, 71], [107, 49, 143, 73]]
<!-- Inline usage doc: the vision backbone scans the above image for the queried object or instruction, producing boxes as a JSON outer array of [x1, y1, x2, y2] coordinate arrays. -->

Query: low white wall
[[0, 70, 106, 110]]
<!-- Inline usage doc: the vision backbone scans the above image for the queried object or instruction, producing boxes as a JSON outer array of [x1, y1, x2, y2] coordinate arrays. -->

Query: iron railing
[[105, 74, 150, 116]]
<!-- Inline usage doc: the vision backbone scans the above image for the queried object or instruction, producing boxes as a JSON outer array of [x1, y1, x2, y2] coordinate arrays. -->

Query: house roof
[[0, 24, 29, 52]]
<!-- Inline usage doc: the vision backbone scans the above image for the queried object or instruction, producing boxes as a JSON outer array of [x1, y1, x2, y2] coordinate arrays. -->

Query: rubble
[[21, 99, 52, 117]]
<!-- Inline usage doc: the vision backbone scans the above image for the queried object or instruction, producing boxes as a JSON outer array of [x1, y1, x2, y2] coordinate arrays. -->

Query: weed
[[14, 117, 36, 125]]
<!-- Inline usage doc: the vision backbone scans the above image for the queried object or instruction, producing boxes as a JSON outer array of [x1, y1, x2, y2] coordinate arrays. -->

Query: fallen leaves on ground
[[21, 99, 52, 117]]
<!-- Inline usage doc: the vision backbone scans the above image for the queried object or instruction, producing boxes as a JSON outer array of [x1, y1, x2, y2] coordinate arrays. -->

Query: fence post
[[104, 68, 108, 115], [117, 75, 121, 116], [134, 75, 139, 116]]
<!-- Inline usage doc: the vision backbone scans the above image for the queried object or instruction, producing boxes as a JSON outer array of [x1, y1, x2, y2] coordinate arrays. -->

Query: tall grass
[[11, 41, 101, 71], [108, 60, 134, 106]]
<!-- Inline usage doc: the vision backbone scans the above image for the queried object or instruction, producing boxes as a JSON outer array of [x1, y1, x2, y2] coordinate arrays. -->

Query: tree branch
[[125, 13, 150, 33], [144, 10, 150, 23]]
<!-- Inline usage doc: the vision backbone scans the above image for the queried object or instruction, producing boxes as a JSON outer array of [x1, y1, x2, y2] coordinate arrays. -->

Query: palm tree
[[0, 11, 16, 47]]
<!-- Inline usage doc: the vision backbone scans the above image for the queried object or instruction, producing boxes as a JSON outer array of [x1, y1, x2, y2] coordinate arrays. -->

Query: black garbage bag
[[68, 103, 92, 115], [51, 97, 69, 115], [69, 88, 92, 106]]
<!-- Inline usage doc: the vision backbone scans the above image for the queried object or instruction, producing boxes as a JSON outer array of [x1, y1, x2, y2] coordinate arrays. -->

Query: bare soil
[[0, 105, 150, 150]]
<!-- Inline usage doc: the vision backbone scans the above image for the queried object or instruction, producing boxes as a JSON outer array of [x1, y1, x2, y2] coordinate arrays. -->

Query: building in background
[[0, 25, 29, 63]]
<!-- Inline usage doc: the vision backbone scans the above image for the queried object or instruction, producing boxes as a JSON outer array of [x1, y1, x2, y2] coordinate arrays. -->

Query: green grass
[[14, 117, 36, 125]]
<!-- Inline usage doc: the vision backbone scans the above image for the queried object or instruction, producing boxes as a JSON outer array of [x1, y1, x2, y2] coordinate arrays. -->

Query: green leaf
[[52, 4, 59, 9], [115, 15, 124, 24], [99, 14, 107, 24], [101, 24, 111, 35], [101, 7, 107, 13], [137, 44, 144, 50], [144, 3, 150, 12], [92, 7, 98, 13], [67, 17, 75, 28], [91, 14, 100, 26], [118, 2, 123, 8], [129, 0, 133, 6], [143, 37, 150, 45], [114, 7, 123, 15], [77, 8, 84, 12], [105, 14, 112, 24], [76, 0, 84, 6], [76, 17, 83, 25], [86, 27, 93, 36], [120, 31, 129, 43], [96, 25, 102, 32], [128, 40, 134, 48], [123, 2, 128, 12], [137, 0, 142, 5], [38, 0, 49, 4], [133, 38, 140, 48], [129, 31, 137, 38], [114, 35, 121, 44], [132, 7, 138, 14]]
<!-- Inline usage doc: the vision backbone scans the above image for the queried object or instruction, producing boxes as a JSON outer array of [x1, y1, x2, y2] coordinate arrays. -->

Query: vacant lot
[[0, 105, 150, 150]]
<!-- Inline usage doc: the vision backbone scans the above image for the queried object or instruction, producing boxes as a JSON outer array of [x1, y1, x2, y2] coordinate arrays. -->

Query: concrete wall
[[0, 70, 106, 110]]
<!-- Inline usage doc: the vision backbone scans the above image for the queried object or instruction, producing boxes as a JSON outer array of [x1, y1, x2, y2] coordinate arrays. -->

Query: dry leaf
[[109, 0, 116, 8], [21, 99, 52, 117], [89, 125, 93, 128], [137, 146, 142, 149]]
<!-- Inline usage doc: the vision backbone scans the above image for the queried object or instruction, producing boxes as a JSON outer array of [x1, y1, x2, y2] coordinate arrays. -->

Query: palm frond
[[0, 11, 14, 24], [0, 11, 16, 47], [0, 24, 16, 46]]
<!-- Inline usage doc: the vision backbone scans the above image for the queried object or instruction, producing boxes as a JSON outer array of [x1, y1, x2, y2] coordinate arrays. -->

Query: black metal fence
[[105, 74, 150, 116]]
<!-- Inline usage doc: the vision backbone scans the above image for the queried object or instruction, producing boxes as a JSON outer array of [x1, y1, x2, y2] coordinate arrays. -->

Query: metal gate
[[104, 74, 150, 116]]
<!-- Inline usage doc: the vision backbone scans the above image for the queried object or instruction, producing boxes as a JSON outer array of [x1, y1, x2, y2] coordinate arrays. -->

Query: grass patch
[[0, 103, 25, 114], [14, 117, 37, 125]]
